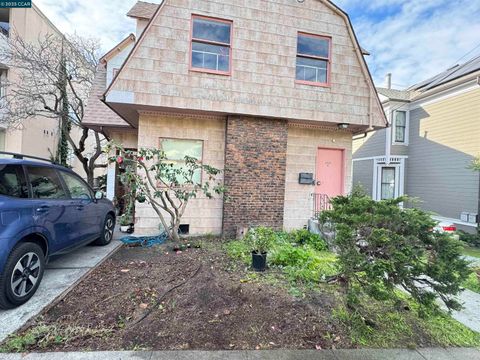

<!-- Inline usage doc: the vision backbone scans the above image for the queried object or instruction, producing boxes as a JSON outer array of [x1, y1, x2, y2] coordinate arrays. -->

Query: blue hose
[[120, 232, 168, 247]]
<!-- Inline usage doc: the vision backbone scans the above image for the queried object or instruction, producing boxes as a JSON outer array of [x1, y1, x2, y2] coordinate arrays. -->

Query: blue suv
[[0, 153, 115, 309]]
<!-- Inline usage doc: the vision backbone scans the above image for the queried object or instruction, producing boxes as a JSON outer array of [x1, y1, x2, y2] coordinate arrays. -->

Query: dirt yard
[[3, 239, 473, 353], [10, 242, 351, 351]]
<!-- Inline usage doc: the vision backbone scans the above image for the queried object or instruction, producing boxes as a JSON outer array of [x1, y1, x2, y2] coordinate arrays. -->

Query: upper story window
[[112, 68, 120, 78], [393, 110, 408, 145], [296, 33, 331, 86], [190, 15, 232, 75]]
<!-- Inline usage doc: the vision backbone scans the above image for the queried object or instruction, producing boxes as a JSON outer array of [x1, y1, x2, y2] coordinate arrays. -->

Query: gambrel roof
[[104, 0, 387, 130], [126, 1, 159, 20]]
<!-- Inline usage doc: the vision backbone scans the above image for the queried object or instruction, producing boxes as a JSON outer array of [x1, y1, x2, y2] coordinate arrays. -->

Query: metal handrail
[[311, 193, 331, 218]]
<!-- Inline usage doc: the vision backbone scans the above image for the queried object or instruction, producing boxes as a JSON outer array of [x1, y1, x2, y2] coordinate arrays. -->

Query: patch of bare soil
[[12, 242, 352, 351]]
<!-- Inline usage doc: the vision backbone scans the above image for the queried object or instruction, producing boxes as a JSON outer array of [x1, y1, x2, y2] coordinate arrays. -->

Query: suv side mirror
[[94, 191, 104, 200]]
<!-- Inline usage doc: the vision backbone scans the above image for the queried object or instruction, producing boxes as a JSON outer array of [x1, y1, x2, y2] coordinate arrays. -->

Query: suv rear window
[[27, 166, 67, 199], [0, 164, 29, 198]]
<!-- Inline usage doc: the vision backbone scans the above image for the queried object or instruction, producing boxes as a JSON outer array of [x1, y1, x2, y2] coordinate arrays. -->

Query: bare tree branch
[[0, 30, 103, 185]]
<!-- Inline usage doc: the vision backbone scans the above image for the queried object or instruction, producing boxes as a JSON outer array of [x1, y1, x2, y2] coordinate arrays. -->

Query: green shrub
[[457, 230, 480, 248], [244, 227, 277, 253], [224, 240, 250, 264], [269, 243, 338, 283], [320, 192, 471, 312], [225, 227, 338, 285], [289, 228, 328, 251], [462, 268, 480, 294]]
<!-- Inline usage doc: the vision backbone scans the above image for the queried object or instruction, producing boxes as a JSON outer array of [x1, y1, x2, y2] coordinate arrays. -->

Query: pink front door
[[315, 148, 344, 198]]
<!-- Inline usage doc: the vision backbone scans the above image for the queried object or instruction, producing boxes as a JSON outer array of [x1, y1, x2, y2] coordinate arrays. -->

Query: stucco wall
[[109, 129, 138, 149], [135, 112, 226, 235], [284, 125, 352, 230], [2, 5, 62, 159], [109, 0, 384, 128], [0, 128, 5, 151]]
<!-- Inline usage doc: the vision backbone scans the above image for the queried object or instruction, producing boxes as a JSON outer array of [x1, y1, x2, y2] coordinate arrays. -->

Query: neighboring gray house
[[353, 56, 480, 232]]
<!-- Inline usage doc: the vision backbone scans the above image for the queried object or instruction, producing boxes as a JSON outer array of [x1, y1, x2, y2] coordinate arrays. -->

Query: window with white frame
[[393, 110, 407, 144], [380, 167, 395, 200], [0, 69, 7, 99], [373, 158, 405, 201], [0, 129, 5, 151]]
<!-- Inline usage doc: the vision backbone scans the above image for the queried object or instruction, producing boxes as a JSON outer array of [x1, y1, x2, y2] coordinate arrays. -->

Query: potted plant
[[119, 214, 134, 233], [244, 227, 274, 272]]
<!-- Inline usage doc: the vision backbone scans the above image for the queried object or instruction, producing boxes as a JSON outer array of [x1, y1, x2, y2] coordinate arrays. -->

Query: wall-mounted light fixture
[[337, 123, 349, 130]]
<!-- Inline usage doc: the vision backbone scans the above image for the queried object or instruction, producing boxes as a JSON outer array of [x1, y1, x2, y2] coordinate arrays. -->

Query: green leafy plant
[[289, 228, 328, 251], [119, 213, 133, 227], [269, 244, 338, 283], [243, 227, 276, 253], [462, 268, 480, 294], [320, 192, 471, 312], [106, 142, 225, 241], [457, 230, 480, 248]]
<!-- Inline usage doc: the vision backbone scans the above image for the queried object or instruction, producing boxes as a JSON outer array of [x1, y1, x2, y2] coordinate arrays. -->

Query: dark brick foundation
[[222, 116, 288, 237]]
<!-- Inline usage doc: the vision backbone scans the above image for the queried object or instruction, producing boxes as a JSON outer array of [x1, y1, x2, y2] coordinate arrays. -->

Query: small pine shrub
[[320, 192, 471, 312]]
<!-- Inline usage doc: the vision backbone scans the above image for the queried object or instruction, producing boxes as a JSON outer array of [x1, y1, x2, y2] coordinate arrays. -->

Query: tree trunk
[[170, 217, 181, 241], [170, 230, 180, 242], [86, 171, 94, 188]]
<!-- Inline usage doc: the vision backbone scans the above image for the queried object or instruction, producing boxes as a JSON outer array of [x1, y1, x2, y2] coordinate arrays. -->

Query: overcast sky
[[34, 0, 480, 88]]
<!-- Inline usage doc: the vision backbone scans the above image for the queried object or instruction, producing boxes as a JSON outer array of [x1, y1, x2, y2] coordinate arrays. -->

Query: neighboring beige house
[[0, 4, 63, 160], [84, 0, 387, 236], [353, 56, 480, 232]]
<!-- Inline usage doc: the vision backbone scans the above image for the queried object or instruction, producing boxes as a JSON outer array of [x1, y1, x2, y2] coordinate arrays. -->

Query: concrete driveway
[[0, 237, 122, 342]]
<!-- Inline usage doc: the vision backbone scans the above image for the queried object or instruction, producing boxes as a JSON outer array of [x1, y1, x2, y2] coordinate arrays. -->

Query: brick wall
[[223, 116, 288, 236]]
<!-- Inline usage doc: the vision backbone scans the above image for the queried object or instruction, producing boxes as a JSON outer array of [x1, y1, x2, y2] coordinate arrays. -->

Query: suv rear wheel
[[0, 242, 45, 309]]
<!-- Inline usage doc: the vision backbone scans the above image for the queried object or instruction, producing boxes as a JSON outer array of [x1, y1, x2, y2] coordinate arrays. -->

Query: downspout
[[477, 76, 480, 234], [477, 171, 480, 235], [385, 107, 391, 165]]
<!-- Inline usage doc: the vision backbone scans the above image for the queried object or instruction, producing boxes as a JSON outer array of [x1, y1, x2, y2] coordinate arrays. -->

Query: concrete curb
[[0, 348, 479, 360]]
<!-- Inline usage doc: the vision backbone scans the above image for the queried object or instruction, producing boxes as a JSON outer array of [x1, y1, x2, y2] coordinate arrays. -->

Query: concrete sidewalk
[[1, 348, 480, 360], [0, 237, 122, 342]]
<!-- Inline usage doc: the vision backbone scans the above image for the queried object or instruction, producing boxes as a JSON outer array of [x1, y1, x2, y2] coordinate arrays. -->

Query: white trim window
[[0, 128, 5, 151], [372, 158, 405, 201], [392, 110, 409, 145], [380, 167, 396, 200]]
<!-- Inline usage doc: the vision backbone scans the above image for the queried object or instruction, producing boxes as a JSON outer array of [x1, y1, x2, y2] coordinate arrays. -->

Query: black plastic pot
[[252, 251, 267, 272]]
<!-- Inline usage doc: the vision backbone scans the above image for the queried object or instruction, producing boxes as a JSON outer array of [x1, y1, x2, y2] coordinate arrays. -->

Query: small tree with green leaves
[[106, 142, 225, 241], [320, 191, 471, 314]]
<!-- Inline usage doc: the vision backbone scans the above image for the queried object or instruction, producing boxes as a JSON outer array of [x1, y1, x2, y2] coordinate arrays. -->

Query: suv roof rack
[[0, 151, 57, 164]]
